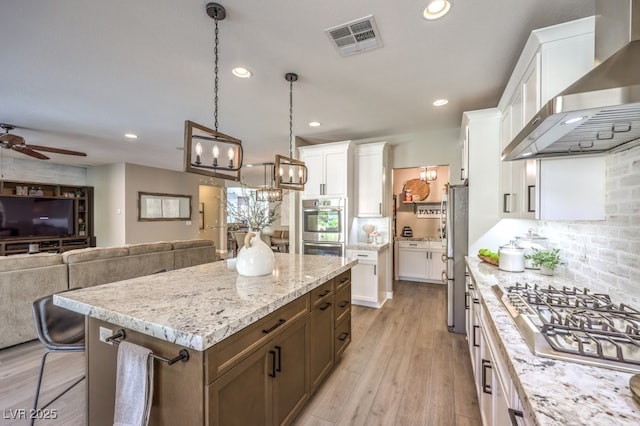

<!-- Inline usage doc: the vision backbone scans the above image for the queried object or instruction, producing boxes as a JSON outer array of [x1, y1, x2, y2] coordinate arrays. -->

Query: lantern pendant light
[[184, 3, 244, 181], [274, 73, 308, 191], [255, 162, 283, 202]]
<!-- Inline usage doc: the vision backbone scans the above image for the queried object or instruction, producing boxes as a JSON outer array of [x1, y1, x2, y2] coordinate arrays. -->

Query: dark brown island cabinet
[[85, 270, 352, 425]]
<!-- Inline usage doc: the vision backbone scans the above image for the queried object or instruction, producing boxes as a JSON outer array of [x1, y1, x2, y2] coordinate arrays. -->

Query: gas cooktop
[[493, 282, 640, 374]]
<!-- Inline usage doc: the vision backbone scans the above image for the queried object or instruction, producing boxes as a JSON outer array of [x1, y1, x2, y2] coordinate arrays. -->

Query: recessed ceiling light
[[422, 0, 451, 20], [433, 99, 449, 106], [124, 133, 138, 139], [308, 121, 321, 127], [232, 67, 252, 78], [245, 164, 254, 167]]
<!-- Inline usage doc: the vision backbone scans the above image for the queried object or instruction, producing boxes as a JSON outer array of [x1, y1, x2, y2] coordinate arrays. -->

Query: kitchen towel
[[113, 341, 154, 426]]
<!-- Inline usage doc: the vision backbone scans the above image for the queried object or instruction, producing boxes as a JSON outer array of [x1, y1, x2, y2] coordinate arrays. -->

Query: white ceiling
[[0, 0, 595, 181]]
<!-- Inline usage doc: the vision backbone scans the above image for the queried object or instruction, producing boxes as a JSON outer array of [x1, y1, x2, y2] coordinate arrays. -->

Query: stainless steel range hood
[[502, 0, 640, 161]]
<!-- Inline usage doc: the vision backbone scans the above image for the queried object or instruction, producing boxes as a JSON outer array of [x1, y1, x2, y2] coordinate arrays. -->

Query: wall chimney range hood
[[502, 0, 640, 161]]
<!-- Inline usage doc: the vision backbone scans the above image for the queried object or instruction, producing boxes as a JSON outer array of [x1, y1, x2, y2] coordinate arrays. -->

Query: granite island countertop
[[55, 253, 357, 352], [466, 257, 640, 426]]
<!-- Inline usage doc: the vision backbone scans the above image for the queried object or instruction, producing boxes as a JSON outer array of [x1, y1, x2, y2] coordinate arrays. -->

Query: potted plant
[[525, 248, 564, 276]]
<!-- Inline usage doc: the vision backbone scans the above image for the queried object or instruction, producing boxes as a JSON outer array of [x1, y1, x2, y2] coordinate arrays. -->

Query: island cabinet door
[[206, 345, 272, 425], [309, 298, 335, 392], [271, 317, 310, 425], [206, 317, 309, 426]]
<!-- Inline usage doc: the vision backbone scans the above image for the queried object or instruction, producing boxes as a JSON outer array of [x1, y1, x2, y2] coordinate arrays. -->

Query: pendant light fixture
[[274, 73, 307, 191], [255, 162, 283, 202], [184, 3, 244, 181]]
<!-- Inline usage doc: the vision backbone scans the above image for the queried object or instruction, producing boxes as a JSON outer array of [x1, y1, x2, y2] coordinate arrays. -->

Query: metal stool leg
[[31, 350, 85, 426], [31, 350, 50, 426]]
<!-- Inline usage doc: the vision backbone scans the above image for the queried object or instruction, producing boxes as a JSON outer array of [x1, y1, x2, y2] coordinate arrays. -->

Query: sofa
[[0, 253, 68, 348], [0, 239, 216, 349]]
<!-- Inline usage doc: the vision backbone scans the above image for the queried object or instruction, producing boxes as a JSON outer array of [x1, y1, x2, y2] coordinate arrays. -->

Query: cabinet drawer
[[310, 280, 333, 309], [206, 294, 309, 383], [335, 317, 351, 359], [347, 250, 376, 263], [334, 283, 351, 324], [398, 240, 428, 250], [334, 270, 351, 292]]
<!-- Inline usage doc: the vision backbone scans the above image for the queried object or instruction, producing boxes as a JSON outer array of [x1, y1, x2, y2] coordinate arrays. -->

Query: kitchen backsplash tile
[[354, 217, 390, 244], [538, 145, 640, 304]]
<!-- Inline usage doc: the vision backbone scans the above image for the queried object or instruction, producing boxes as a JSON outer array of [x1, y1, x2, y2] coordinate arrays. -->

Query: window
[[138, 192, 192, 221]]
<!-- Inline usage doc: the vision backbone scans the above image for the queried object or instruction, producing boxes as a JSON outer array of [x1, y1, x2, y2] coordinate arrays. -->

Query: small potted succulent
[[525, 248, 564, 276]]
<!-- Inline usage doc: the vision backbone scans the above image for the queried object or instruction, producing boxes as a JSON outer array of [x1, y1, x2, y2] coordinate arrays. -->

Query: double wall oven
[[302, 198, 345, 257]]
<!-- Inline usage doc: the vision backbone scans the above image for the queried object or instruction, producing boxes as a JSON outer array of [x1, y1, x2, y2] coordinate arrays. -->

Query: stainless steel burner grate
[[494, 282, 640, 373]]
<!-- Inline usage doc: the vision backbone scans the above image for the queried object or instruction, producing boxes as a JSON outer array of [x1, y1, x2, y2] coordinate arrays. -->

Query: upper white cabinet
[[299, 141, 353, 199], [355, 142, 389, 217], [499, 16, 595, 219]]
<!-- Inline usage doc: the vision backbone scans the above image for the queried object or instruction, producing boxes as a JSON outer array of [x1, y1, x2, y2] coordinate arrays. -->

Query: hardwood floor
[[294, 281, 481, 426], [0, 281, 480, 426]]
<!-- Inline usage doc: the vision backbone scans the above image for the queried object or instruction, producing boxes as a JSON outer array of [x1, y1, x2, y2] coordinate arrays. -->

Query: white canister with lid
[[498, 241, 525, 272]]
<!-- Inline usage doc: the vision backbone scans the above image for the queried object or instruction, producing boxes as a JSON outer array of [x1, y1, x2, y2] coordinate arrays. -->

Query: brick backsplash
[[538, 145, 640, 304]]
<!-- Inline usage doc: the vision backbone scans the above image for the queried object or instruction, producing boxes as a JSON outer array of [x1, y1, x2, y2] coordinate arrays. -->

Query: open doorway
[[198, 184, 226, 254]]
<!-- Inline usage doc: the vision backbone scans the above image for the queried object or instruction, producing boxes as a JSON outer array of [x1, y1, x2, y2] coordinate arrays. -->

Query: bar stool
[[31, 289, 85, 425]]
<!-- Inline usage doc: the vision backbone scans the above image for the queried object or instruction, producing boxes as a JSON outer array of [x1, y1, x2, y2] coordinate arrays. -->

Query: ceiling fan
[[0, 123, 86, 160]]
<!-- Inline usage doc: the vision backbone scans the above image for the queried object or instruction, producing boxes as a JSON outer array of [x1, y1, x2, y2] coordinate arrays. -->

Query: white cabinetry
[[347, 248, 386, 308], [397, 241, 444, 283], [465, 269, 528, 426], [499, 17, 595, 219], [355, 142, 389, 217], [298, 141, 352, 198]]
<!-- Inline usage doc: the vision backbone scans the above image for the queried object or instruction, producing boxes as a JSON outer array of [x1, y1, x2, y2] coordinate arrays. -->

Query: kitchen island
[[466, 257, 640, 426], [55, 253, 356, 426]]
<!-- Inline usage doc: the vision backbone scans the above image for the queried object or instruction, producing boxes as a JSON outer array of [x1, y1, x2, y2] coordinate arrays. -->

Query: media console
[[0, 180, 94, 255]]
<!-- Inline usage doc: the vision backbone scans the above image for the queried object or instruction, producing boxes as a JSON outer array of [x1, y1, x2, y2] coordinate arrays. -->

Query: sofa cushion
[[172, 239, 215, 250], [125, 242, 173, 256], [62, 247, 129, 264], [0, 253, 62, 272]]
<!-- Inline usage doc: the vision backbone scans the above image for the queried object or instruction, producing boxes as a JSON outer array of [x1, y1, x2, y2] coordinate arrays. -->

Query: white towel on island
[[113, 341, 154, 426]]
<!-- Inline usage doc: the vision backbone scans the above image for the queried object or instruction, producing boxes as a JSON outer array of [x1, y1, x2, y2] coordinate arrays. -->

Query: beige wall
[[87, 163, 126, 247]]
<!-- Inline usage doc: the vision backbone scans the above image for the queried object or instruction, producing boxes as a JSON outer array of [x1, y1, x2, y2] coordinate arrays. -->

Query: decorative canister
[[236, 231, 275, 277], [498, 241, 525, 272]]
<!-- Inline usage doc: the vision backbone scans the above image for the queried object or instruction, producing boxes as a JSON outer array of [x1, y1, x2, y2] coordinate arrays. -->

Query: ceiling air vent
[[324, 15, 383, 57]]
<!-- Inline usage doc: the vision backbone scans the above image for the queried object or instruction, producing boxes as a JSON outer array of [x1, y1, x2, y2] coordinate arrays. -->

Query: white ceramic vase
[[539, 265, 554, 276], [236, 231, 275, 277]]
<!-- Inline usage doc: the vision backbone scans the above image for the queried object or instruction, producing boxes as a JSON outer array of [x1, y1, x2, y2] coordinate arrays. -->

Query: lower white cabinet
[[397, 241, 444, 283], [465, 269, 529, 426], [347, 248, 386, 308]]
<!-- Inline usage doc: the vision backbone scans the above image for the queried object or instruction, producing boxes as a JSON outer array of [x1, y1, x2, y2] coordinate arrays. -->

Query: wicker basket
[[478, 254, 499, 266]]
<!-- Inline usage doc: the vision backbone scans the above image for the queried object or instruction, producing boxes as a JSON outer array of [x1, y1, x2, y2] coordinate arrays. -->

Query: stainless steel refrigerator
[[444, 185, 468, 334]]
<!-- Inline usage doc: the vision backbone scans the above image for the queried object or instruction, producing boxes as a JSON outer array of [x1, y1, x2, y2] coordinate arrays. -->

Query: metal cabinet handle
[[374, 265, 377, 275], [318, 289, 331, 297], [508, 408, 524, 426], [339, 301, 349, 308], [465, 291, 469, 310], [473, 298, 480, 305], [338, 332, 349, 341], [268, 350, 277, 377], [262, 319, 286, 334], [319, 302, 332, 311], [441, 270, 447, 285], [473, 325, 480, 347], [468, 283, 475, 290], [409, 243, 418, 246], [503, 193, 512, 213], [481, 359, 492, 394], [441, 253, 448, 263], [275, 345, 283, 372], [379, 202, 382, 214]]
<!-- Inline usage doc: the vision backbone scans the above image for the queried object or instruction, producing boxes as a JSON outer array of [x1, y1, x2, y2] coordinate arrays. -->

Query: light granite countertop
[[466, 257, 640, 426], [345, 242, 390, 251], [55, 253, 357, 352]]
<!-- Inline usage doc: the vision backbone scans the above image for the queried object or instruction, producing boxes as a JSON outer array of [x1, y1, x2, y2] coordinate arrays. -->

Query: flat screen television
[[0, 197, 75, 238]]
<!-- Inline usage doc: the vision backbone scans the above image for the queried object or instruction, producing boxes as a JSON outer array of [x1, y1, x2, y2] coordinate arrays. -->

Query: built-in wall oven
[[302, 198, 345, 257]]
